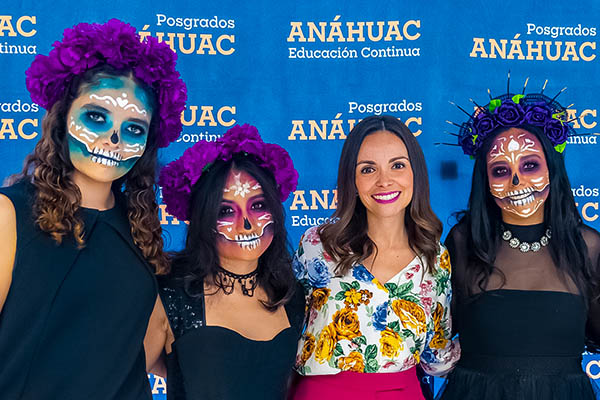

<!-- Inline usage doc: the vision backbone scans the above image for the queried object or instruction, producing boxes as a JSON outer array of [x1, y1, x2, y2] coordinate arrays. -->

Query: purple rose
[[495, 100, 524, 126], [544, 119, 568, 146], [458, 130, 480, 156], [472, 113, 497, 140], [524, 105, 551, 126]]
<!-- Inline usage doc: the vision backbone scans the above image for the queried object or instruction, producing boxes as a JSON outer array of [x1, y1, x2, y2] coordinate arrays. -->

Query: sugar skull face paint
[[66, 75, 153, 183], [486, 128, 550, 220], [216, 169, 274, 262]]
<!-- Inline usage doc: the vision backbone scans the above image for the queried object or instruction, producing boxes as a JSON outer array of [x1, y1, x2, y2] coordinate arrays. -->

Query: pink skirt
[[290, 368, 426, 400]]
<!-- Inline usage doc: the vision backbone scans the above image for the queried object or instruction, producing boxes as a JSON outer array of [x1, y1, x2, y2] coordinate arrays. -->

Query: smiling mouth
[[372, 191, 400, 204], [91, 147, 122, 167], [232, 233, 262, 250], [497, 187, 544, 207]]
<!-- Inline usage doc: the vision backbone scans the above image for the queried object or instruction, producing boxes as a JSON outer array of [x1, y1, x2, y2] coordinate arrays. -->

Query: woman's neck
[[218, 257, 259, 275], [71, 171, 114, 210], [366, 212, 408, 249]]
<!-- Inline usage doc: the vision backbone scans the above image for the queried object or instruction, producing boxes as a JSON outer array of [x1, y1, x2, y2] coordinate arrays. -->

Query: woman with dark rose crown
[[144, 124, 305, 400], [0, 19, 186, 399], [289, 115, 460, 399], [438, 79, 600, 400]]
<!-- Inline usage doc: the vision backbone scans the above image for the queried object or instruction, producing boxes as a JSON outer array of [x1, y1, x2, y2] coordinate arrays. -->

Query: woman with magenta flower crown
[[0, 19, 186, 399], [290, 115, 459, 399], [144, 124, 305, 400], [438, 76, 600, 400]]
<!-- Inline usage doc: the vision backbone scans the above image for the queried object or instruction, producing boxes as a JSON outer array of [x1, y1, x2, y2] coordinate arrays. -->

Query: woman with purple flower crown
[[290, 115, 459, 399], [0, 19, 186, 399], [144, 124, 305, 399], [438, 78, 600, 400]]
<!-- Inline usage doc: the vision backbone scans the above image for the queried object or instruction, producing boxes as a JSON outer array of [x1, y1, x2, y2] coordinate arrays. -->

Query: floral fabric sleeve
[[292, 226, 333, 296], [419, 247, 461, 376]]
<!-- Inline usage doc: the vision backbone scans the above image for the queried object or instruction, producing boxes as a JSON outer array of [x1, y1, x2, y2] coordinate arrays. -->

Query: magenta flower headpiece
[[159, 124, 299, 221], [25, 18, 187, 147], [446, 75, 574, 157]]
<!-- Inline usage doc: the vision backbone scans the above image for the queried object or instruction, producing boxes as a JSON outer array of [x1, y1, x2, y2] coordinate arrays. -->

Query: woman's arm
[[419, 245, 461, 376], [144, 294, 172, 377], [0, 194, 17, 313]]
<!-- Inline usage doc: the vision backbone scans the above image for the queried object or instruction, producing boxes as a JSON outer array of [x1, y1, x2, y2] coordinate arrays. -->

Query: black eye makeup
[[218, 205, 235, 217], [491, 165, 510, 178]]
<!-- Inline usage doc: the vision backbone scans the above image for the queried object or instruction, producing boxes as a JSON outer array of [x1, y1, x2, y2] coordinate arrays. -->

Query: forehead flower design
[[25, 18, 187, 147], [443, 73, 576, 157], [159, 124, 299, 221]]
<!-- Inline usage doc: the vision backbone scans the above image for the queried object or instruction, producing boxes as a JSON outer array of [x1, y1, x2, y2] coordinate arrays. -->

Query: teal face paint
[[66, 76, 153, 183]]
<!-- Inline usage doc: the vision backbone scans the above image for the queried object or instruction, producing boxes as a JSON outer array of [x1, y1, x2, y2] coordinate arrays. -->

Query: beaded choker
[[217, 266, 259, 296], [502, 227, 551, 253]]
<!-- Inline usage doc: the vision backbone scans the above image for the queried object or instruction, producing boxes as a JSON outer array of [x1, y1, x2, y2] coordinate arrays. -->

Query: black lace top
[[158, 275, 305, 400]]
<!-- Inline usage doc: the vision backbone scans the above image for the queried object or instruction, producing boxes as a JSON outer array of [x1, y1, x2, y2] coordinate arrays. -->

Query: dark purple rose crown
[[25, 18, 187, 147], [449, 83, 574, 157], [159, 124, 299, 221]]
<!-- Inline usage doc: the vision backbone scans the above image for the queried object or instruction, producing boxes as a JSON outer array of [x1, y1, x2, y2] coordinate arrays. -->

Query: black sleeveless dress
[[158, 275, 305, 400], [438, 222, 600, 400], [0, 181, 156, 400]]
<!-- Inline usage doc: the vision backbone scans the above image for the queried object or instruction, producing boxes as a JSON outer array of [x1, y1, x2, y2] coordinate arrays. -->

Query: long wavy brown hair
[[8, 65, 168, 273], [319, 115, 442, 275]]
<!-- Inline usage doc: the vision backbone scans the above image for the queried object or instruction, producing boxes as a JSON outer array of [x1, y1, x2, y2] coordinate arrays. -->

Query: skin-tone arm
[[144, 295, 173, 378], [0, 194, 16, 313]]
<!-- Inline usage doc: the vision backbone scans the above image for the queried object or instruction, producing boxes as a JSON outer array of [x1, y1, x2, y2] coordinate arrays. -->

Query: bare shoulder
[[0, 193, 16, 219]]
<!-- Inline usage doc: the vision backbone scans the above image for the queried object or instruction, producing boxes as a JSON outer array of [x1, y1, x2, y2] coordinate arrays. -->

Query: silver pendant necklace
[[501, 227, 551, 253]]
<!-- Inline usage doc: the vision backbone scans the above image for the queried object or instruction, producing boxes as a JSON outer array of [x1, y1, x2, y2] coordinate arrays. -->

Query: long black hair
[[171, 153, 296, 310], [457, 124, 594, 300]]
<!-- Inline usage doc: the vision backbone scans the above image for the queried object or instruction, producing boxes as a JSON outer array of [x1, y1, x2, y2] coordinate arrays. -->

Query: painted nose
[[110, 130, 119, 144], [512, 173, 520, 186], [243, 217, 252, 230]]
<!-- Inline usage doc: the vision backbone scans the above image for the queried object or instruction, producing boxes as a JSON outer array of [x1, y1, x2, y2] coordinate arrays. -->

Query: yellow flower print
[[337, 351, 365, 372], [432, 302, 444, 327], [344, 288, 363, 310], [379, 327, 403, 358], [430, 332, 449, 349], [360, 289, 373, 305], [373, 278, 388, 292], [332, 308, 362, 340], [315, 324, 337, 364], [413, 350, 420, 364], [300, 333, 316, 363], [391, 299, 427, 335], [311, 288, 330, 311], [440, 250, 451, 272]]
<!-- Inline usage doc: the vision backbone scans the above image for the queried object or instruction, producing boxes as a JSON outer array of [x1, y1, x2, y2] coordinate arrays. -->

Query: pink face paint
[[216, 169, 274, 262], [486, 128, 550, 219]]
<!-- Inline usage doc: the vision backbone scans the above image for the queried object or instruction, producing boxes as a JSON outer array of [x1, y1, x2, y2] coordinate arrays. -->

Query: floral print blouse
[[293, 226, 460, 376]]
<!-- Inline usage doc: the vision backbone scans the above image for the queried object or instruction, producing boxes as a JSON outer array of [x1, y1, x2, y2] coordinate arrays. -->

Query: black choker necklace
[[217, 266, 259, 297]]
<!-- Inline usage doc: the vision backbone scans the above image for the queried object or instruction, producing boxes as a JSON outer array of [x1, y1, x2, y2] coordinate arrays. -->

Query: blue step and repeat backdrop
[[1, 1, 599, 397]]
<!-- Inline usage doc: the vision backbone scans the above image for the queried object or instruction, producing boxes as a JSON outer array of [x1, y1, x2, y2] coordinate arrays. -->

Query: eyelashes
[[80, 110, 146, 136], [490, 161, 541, 178], [217, 200, 269, 219], [84, 110, 107, 125], [359, 162, 406, 175]]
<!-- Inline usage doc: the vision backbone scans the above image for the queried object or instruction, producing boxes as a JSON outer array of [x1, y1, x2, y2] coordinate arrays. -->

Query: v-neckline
[[357, 255, 420, 286]]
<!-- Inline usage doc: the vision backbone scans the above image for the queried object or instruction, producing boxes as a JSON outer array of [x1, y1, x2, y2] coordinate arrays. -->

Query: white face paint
[[66, 75, 153, 184], [487, 128, 550, 220], [216, 169, 275, 263]]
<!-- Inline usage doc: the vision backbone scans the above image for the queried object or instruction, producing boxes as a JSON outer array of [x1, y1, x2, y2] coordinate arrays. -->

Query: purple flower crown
[[25, 19, 187, 148], [451, 87, 574, 157], [159, 124, 299, 221]]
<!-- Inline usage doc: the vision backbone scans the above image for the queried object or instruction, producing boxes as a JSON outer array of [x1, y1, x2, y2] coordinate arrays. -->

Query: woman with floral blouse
[[290, 115, 459, 399]]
